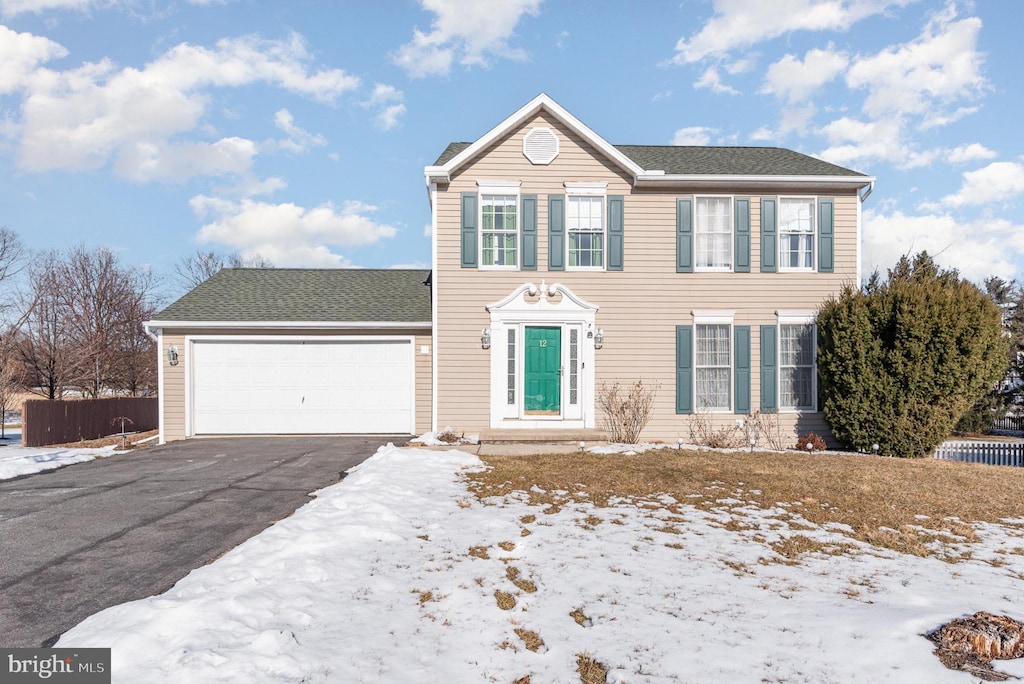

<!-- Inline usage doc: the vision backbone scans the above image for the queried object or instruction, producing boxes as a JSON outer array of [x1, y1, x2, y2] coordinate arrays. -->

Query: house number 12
[[538, 340, 547, 347]]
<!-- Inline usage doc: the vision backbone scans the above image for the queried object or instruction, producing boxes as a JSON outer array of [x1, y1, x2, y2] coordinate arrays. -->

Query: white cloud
[[362, 84, 406, 131], [749, 126, 775, 142], [267, 108, 327, 153], [845, 5, 985, 122], [672, 126, 715, 146], [945, 143, 996, 165], [392, 0, 543, 78], [190, 195, 398, 267], [12, 32, 358, 181], [863, 207, 1024, 284], [818, 116, 935, 169], [671, 0, 911, 64], [0, 0, 104, 16], [939, 161, 1024, 208], [0, 25, 68, 94], [761, 47, 848, 103], [114, 136, 257, 182], [694, 66, 738, 95], [423, 223, 432, 238]]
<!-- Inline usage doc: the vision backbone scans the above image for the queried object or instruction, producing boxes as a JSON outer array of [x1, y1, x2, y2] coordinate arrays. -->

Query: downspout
[[429, 181, 439, 434]]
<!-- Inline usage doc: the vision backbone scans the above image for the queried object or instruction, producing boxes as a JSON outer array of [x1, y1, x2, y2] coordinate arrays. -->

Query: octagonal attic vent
[[523, 127, 559, 165]]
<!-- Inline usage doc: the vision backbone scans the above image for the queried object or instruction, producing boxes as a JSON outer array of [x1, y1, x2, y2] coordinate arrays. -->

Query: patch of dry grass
[[469, 545, 490, 560], [514, 627, 544, 652], [569, 607, 590, 627], [576, 653, 608, 683], [468, 450, 1024, 558], [495, 590, 516, 611], [50, 429, 159, 450], [505, 566, 537, 593]]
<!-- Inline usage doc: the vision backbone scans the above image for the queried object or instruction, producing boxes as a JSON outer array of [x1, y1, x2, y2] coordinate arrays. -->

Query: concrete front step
[[479, 428, 608, 445]]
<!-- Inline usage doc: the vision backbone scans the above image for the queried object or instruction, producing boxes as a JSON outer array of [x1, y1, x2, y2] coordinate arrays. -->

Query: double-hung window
[[481, 194, 518, 267], [566, 182, 606, 270], [477, 181, 522, 269], [695, 320, 732, 410], [779, 322, 816, 410], [695, 196, 732, 270], [779, 198, 815, 270]]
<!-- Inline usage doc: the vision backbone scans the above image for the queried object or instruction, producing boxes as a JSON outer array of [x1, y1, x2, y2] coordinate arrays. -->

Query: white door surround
[[485, 281, 598, 429]]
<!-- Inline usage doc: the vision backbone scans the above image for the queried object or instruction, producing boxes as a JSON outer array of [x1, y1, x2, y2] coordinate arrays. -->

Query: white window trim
[[477, 181, 522, 271], [565, 182, 608, 272], [694, 194, 735, 273], [777, 196, 817, 272], [693, 311, 735, 413], [776, 311, 817, 412]]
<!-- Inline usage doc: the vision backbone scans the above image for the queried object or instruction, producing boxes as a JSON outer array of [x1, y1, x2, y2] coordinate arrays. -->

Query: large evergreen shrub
[[817, 252, 1008, 457]]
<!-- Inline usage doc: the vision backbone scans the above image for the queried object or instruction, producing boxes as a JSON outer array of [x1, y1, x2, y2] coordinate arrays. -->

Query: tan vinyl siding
[[435, 112, 860, 445], [162, 332, 187, 441], [158, 327, 431, 441], [414, 332, 432, 434]]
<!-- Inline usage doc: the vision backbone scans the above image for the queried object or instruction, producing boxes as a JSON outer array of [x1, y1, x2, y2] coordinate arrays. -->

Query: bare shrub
[[436, 428, 461, 444], [688, 410, 743, 448], [795, 433, 827, 452], [597, 380, 657, 443], [747, 411, 790, 450]]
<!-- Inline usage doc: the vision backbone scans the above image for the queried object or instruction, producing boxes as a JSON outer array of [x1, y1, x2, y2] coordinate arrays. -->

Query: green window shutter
[[734, 325, 751, 414], [460, 192, 478, 268], [760, 198, 776, 273], [676, 198, 693, 273], [818, 197, 834, 273], [676, 325, 693, 414], [760, 325, 777, 413], [734, 198, 750, 273], [548, 194, 565, 271], [521, 194, 537, 271], [607, 195, 624, 271]]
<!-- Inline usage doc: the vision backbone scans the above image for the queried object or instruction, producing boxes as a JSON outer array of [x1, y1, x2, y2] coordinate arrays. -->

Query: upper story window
[[477, 181, 521, 269], [695, 196, 733, 270], [565, 182, 607, 270], [779, 198, 815, 270]]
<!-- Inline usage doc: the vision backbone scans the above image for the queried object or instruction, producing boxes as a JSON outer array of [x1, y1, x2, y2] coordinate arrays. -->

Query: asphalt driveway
[[0, 435, 394, 647]]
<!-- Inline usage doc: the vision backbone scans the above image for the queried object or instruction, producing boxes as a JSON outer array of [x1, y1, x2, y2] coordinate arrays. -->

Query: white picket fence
[[932, 440, 1024, 467]]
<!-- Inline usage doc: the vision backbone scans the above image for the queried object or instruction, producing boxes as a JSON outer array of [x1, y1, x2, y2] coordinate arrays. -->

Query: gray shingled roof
[[153, 268, 431, 323], [433, 141, 866, 177]]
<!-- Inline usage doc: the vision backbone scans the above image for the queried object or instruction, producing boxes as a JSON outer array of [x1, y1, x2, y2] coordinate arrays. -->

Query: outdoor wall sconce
[[594, 329, 604, 349], [481, 329, 491, 349], [167, 345, 179, 366]]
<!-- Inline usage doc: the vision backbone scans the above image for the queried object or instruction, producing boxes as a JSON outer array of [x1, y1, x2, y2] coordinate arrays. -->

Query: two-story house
[[145, 93, 873, 445], [425, 93, 874, 442]]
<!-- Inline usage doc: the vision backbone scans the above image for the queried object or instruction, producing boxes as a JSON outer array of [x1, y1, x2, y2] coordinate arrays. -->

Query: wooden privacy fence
[[933, 440, 1024, 467], [23, 397, 157, 447]]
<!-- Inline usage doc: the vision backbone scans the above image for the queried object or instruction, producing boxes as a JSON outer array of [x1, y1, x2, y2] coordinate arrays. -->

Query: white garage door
[[191, 339, 414, 435]]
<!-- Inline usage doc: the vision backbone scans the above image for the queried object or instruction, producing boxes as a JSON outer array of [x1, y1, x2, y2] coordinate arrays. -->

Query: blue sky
[[1, 0, 1021, 299]]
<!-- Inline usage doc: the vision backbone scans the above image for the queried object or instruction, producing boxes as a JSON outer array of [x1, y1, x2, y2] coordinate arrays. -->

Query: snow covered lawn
[[0, 429, 119, 480], [58, 445, 1024, 683]]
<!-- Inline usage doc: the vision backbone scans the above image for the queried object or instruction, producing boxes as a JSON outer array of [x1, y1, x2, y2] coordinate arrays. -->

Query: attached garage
[[144, 269, 432, 443], [190, 338, 415, 435]]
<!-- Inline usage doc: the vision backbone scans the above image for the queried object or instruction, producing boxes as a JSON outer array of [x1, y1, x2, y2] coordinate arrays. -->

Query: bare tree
[[18, 246, 159, 399], [174, 250, 274, 291], [0, 327, 26, 438], [0, 228, 27, 320], [18, 250, 77, 400]]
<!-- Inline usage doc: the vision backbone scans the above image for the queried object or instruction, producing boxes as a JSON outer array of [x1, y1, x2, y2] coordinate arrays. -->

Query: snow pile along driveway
[[0, 434, 116, 480], [59, 445, 1024, 682]]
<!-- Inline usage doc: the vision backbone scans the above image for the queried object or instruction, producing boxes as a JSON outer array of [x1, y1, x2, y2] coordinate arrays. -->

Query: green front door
[[524, 326, 561, 414]]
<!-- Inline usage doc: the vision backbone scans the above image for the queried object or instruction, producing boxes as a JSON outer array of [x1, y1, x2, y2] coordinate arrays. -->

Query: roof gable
[[151, 268, 431, 324], [425, 93, 644, 182]]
